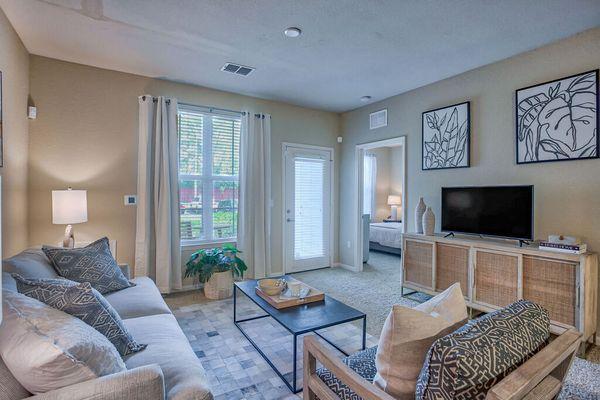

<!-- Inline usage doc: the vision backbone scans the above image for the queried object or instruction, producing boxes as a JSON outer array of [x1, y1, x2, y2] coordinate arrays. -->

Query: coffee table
[[233, 277, 366, 393]]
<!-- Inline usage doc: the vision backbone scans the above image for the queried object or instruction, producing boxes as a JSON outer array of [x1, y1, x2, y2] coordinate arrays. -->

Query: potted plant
[[184, 244, 248, 300]]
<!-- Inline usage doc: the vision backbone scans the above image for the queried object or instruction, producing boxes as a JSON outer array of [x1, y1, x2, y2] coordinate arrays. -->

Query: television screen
[[441, 186, 533, 240]]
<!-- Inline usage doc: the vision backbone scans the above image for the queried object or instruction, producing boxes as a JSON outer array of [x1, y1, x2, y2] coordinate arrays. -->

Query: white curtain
[[363, 153, 377, 219], [238, 112, 272, 279], [135, 95, 182, 293]]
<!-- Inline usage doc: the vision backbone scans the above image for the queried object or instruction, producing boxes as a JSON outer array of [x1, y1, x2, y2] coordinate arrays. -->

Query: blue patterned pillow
[[42, 237, 133, 294], [415, 300, 550, 400], [13, 274, 146, 356]]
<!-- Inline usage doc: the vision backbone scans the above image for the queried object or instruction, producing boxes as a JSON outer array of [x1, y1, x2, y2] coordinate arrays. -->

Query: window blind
[[294, 158, 326, 260]]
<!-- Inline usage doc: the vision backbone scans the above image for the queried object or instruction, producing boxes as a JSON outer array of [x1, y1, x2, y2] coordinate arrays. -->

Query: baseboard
[[334, 262, 360, 272]]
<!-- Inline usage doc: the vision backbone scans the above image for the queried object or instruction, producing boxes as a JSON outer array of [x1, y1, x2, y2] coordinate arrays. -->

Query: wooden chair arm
[[303, 336, 396, 400], [486, 329, 582, 400]]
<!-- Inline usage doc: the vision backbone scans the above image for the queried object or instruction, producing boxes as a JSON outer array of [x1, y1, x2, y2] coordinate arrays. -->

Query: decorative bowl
[[258, 278, 286, 296]]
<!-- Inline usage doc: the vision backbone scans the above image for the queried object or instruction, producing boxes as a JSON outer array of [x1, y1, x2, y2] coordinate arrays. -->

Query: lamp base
[[63, 225, 75, 248], [390, 206, 398, 220]]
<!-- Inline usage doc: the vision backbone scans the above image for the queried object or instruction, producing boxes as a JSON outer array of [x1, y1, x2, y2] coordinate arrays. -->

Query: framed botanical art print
[[422, 101, 470, 170], [516, 69, 599, 164]]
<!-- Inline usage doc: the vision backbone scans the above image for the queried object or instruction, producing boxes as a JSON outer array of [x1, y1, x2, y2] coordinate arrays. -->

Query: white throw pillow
[[373, 283, 468, 399], [0, 291, 126, 394]]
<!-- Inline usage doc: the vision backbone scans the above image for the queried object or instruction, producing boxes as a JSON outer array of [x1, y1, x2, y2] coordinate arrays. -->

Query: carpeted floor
[[166, 250, 600, 399]]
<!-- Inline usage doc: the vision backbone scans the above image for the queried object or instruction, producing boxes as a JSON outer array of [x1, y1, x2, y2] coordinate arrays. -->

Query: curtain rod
[[143, 97, 269, 119]]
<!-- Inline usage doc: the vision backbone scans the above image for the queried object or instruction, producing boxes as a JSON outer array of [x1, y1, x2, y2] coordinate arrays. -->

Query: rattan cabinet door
[[523, 256, 577, 327], [404, 240, 433, 289], [435, 244, 469, 294], [474, 250, 519, 308]]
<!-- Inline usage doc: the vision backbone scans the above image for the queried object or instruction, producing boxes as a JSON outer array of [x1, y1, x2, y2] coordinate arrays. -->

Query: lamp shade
[[387, 195, 402, 206], [52, 189, 88, 224]]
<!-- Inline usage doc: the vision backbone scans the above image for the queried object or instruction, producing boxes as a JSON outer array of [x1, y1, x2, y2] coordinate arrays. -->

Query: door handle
[[287, 218, 295, 222]]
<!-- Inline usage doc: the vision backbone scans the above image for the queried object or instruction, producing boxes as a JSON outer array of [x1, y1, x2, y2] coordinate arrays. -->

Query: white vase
[[415, 197, 426, 234], [204, 270, 233, 299], [422, 207, 435, 236]]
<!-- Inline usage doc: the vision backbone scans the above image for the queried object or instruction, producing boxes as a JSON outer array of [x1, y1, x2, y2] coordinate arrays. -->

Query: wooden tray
[[255, 278, 325, 309]]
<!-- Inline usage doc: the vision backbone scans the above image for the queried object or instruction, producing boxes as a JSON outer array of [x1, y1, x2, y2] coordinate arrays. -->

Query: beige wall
[[28, 56, 340, 283], [0, 7, 29, 257]]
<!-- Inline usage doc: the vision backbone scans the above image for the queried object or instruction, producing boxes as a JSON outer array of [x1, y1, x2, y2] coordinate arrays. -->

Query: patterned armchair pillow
[[13, 274, 146, 356], [42, 237, 133, 294], [316, 346, 378, 400], [416, 300, 550, 400]]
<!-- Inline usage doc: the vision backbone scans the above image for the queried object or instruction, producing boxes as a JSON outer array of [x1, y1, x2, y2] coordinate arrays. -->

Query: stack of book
[[539, 241, 587, 254]]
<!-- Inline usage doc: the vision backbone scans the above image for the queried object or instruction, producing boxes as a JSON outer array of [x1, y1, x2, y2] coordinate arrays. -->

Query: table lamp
[[52, 188, 88, 248], [387, 195, 402, 220]]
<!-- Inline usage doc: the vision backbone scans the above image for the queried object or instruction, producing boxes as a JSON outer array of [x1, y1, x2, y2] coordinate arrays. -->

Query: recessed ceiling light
[[284, 27, 302, 38], [360, 96, 372, 102]]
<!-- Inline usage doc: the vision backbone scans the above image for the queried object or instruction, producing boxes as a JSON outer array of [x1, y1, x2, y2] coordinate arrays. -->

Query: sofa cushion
[[374, 283, 468, 399], [0, 291, 126, 394], [2, 248, 58, 280], [14, 275, 147, 356], [317, 346, 378, 400], [416, 300, 550, 400], [123, 314, 212, 400], [104, 277, 172, 319], [42, 237, 133, 294]]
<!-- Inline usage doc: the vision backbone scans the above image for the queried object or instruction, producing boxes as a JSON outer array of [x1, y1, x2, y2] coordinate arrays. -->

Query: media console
[[402, 233, 598, 347]]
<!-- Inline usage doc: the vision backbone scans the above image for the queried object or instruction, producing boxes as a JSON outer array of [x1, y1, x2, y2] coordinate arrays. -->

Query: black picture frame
[[422, 101, 470, 170], [515, 69, 599, 165]]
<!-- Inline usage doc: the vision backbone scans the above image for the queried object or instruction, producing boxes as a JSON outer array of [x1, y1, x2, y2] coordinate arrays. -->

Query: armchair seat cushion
[[316, 346, 378, 400]]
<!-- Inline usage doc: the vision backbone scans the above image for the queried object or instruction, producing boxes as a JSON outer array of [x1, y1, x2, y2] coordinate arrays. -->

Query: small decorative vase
[[415, 197, 426, 234], [204, 270, 233, 299], [422, 207, 435, 236]]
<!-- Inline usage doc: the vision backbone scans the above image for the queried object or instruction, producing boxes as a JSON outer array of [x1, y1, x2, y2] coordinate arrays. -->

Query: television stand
[[519, 239, 531, 247], [444, 232, 455, 238]]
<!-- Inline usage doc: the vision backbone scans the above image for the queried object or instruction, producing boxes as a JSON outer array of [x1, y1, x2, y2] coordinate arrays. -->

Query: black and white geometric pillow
[[416, 300, 550, 400], [42, 237, 133, 294], [13, 274, 146, 356], [316, 346, 378, 400]]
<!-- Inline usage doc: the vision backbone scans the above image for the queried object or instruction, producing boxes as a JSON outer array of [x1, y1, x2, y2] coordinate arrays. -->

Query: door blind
[[294, 157, 326, 260]]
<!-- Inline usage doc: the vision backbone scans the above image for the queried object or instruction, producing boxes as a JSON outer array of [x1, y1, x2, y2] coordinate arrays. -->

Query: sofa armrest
[[28, 365, 165, 400], [118, 263, 131, 280], [486, 329, 581, 400], [303, 336, 395, 400]]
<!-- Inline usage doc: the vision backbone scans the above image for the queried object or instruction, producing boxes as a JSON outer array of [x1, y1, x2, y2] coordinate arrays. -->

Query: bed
[[369, 221, 403, 255]]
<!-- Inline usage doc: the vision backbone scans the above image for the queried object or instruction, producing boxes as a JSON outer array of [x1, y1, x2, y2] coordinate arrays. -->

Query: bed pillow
[[416, 300, 550, 400], [42, 237, 132, 294], [0, 291, 126, 394], [14, 274, 146, 356], [374, 283, 468, 399]]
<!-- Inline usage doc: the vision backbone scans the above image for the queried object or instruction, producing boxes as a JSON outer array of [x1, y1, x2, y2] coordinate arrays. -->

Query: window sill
[[180, 238, 237, 249]]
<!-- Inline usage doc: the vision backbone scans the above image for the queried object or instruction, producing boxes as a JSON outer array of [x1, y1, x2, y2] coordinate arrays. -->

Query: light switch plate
[[124, 195, 137, 205]]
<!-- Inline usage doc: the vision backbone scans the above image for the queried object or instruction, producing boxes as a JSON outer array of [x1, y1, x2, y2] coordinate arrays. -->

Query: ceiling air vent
[[370, 109, 387, 130], [221, 62, 255, 76]]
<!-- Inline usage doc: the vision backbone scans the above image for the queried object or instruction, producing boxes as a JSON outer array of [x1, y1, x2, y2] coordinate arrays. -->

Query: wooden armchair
[[303, 329, 581, 400]]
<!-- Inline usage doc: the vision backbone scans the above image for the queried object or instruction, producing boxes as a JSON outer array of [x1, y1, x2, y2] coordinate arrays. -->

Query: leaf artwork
[[422, 102, 470, 169], [516, 70, 598, 163]]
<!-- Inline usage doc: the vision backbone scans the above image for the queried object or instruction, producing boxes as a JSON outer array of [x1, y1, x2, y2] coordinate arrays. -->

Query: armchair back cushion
[[374, 283, 468, 399], [415, 300, 550, 400]]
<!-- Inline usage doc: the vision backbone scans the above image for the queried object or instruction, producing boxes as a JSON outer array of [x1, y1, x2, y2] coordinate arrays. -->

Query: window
[[178, 105, 241, 244]]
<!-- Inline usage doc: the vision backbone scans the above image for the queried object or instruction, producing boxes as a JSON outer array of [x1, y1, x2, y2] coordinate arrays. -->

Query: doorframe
[[353, 136, 407, 272], [281, 142, 335, 274]]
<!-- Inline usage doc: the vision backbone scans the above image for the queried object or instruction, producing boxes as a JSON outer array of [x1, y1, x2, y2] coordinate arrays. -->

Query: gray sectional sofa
[[0, 248, 213, 400]]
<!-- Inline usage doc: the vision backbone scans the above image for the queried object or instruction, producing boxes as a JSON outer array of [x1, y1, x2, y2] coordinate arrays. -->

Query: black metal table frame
[[233, 285, 367, 393]]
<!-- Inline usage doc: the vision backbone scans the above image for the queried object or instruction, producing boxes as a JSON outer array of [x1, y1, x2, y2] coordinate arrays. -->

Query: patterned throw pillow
[[316, 346, 378, 400], [13, 274, 147, 356], [415, 300, 550, 400], [42, 237, 133, 294]]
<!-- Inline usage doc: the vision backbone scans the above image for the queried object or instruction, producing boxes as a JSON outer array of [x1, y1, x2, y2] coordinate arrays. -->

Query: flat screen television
[[441, 186, 534, 240]]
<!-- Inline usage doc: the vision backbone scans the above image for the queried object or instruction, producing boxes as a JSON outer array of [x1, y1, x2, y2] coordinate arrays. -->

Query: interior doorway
[[354, 136, 406, 272]]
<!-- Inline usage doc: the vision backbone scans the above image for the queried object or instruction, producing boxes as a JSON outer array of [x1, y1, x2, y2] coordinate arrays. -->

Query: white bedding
[[369, 222, 403, 248]]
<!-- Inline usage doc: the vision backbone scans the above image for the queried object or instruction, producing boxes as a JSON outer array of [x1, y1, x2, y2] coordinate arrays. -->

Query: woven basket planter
[[204, 270, 234, 300]]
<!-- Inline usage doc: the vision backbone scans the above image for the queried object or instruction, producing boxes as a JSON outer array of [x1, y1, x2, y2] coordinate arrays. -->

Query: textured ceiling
[[2, 0, 599, 112]]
